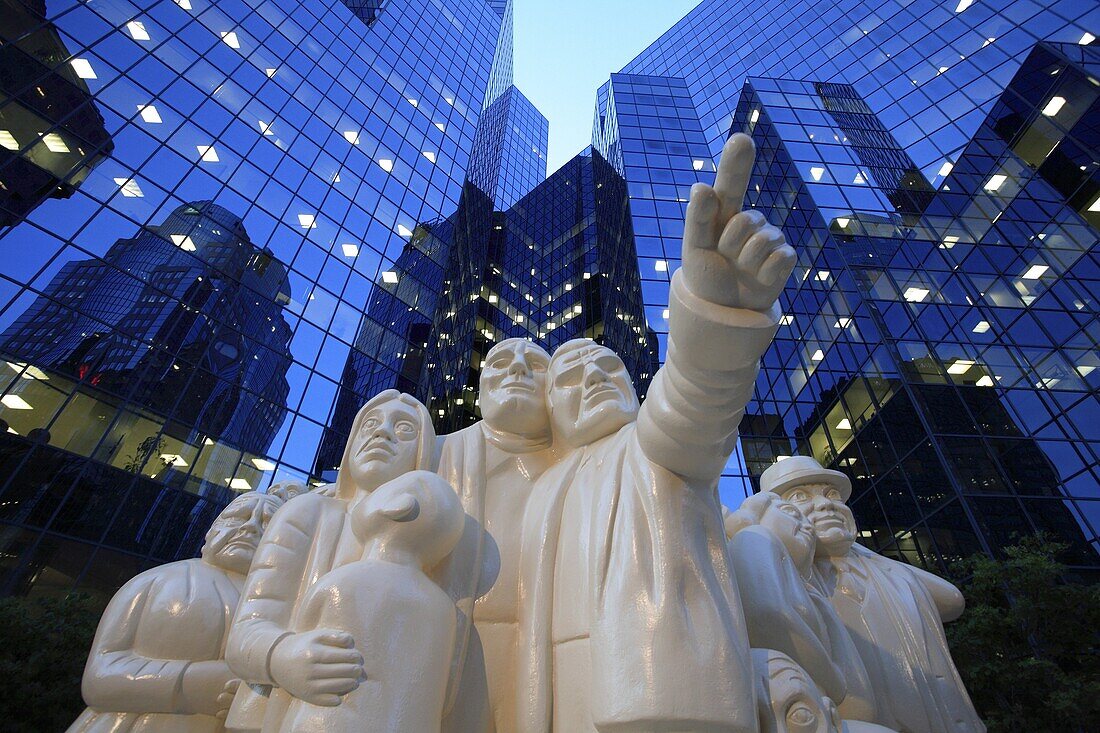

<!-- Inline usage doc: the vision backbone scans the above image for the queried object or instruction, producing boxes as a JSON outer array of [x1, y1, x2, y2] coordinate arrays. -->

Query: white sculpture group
[[68, 135, 984, 733]]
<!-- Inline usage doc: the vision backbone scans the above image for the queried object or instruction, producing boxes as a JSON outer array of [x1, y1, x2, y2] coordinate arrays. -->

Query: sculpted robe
[[225, 492, 362, 730], [815, 545, 984, 733], [69, 559, 241, 733], [517, 271, 780, 732], [729, 526, 878, 723]]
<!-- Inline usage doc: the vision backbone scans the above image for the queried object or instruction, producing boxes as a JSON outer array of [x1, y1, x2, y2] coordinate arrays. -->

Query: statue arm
[[910, 564, 965, 622], [637, 135, 792, 483], [729, 530, 846, 703], [82, 568, 231, 715], [637, 270, 779, 481], [225, 500, 319, 685]]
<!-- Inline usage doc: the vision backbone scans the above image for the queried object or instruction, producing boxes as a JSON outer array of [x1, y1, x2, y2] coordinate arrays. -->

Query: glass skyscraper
[[595, 1, 1099, 573], [0, 0, 1096, 599], [0, 0, 543, 598]]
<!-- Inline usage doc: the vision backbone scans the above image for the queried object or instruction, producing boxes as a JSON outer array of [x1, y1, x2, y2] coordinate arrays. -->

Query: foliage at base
[[0, 593, 102, 733], [947, 535, 1100, 733]]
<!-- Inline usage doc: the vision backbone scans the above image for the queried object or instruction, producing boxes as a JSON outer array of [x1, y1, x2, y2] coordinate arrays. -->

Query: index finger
[[713, 133, 756, 218]]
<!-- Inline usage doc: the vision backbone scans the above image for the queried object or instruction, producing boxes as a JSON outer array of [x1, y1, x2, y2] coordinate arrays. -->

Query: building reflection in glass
[[0, 0, 114, 227], [732, 41, 1100, 574]]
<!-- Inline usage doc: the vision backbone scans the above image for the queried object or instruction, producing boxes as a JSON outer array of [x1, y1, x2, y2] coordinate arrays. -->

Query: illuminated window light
[[776, 455, 791, 461], [160, 454, 188, 467], [341, 243, 359, 257], [835, 217, 850, 228], [127, 21, 150, 41], [114, 177, 144, 197], [381, 271, 399, 284], [0, 130, 17, 150], [378, 158, 394, 172], [654, 260, 668, 272], [815, 270, 830, 281], [227, 477, 251, 491], [175, 0, 192, 9], [1022, 264, 1049, 279], [1082, 32, 1096, 45], [947, 359, 974, 375], [1077, 365, 1096, 377], [265, 67, 277, 77], [407, 98, 418, 107], [692, 159, 705, 171], [197, 145, 219, 162], [835, 418, 852, 430], [515, 315, 524, 324], [750, 109, 760, 123], [937, 66, 948, 74], [170, 234, 196, 251], [297, 213, 317, 229], [972, 320, 990, 333], [834, 317, 852, 328], [780, 314, 794, 326], [940, 235, 959, 249], [397, 224, 413, 237], [955, 0, 974, 12], [41, 133, 69, 153], [423, 151, 437, 163], [984, 174, 1007, 192], [1089, 195, 1100, 212], [852, 172, 866, 184], [811, 349, 825, 362], [258, 120, 273, 135], [435, 122, 446, 132], [138, 104, 162, 123], [70, 58, 97, 79], [661, 309, 670, 319], [574, 305, 582, 314], [583, 272, 592, 279], [903, 287, 930, 302], [975, 375, 994, 387], [1, 395, 32, 410], [938, 161, 953, 177], [252, 458, 276, 471], [809, 166, 825, 181], [982, 37, 994, 47], [343, 130, 360, 144], [221, 31, 240, 49], [487, 294, 498, 304], [1042, 96, 1066, 117]]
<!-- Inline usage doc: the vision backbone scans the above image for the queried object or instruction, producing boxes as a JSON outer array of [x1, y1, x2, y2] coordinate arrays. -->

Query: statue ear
[[379, 494, 420, 522]]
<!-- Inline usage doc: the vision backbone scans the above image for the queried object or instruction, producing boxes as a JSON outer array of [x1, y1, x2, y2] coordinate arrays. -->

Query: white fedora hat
[[760, 455, 852, 502]]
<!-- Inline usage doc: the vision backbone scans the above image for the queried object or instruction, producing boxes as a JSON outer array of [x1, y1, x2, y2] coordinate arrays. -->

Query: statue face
[[756, 651, 841, 733], [548, 344, 638, 447], [479, 339, 550, 438], [348, 402, 421, 491], [202, 494, 280, 575], [780, 482, 856, 558], [760, 497, 816, 567]]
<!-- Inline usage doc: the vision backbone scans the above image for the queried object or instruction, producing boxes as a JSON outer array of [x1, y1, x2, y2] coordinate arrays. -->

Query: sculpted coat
[[69, 492, 282, 733]]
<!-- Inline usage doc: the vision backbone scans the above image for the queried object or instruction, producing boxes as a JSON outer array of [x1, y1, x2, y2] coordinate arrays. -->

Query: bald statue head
[[479, 338, 552, 439], [547, 339, 639, 448], [201, 492, 284, 576]]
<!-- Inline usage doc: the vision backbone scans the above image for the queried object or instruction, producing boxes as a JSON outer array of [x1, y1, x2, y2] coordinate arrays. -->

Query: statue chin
[[348, 460, 404, 492], [565, 402, 635, 447], [482, 392, 549, 437]]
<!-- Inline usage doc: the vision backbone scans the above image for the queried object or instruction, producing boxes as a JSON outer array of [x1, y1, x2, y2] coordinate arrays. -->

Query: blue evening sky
[[513, 0, 702, 175]]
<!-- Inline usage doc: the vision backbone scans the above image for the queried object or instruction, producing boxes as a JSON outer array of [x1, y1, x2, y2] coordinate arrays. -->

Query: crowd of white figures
[[67, 136, 985, 733]]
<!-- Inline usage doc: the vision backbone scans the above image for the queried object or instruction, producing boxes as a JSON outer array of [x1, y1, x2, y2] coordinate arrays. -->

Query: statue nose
[[509, 357, 529, 376], [584, 362, 608, 387]]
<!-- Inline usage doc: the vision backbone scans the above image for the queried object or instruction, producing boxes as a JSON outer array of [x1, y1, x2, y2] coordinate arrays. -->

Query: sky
[[513, 0, 702, 175]]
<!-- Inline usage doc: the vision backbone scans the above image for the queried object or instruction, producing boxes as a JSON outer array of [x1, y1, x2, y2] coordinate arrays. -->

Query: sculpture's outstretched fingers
[[737, 226, 787, 275], [759, 244, 797, 289], [682, 182, 721, 259], [717, 209, 766, 262], [713, 133, 755, 219]]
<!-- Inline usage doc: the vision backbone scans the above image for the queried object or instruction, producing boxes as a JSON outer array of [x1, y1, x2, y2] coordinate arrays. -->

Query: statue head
[[479, 338, 551, 439], [351, 470, 464, 570], [761, 456, 855, 559], [337, 390, 435, 500], [726, 491, 816, 570], [547, 339, 639, 448], [201, 492, 284, 575], [752, 649, 841, 733], [266, 479, 308, 503]]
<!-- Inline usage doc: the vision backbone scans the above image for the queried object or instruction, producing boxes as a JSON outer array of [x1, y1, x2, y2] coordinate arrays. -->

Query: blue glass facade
[[0, 0, 520, 598], [593, 1, 1099, 549]]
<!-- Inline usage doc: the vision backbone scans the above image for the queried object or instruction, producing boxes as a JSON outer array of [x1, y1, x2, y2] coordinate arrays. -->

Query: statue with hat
[[759, 455, 985, 733]]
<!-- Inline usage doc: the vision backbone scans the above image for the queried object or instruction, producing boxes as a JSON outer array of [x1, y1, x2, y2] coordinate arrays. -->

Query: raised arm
[[637, 134, 795, 482]]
